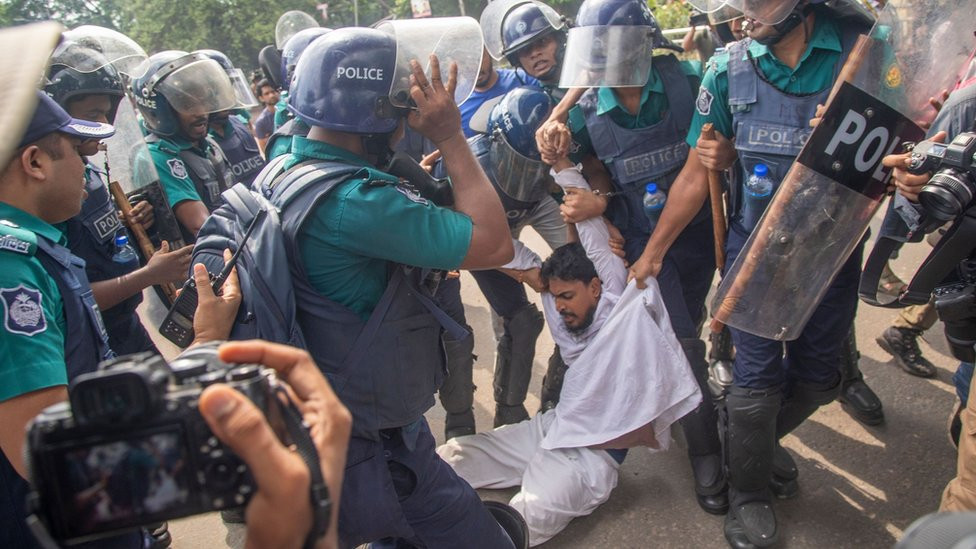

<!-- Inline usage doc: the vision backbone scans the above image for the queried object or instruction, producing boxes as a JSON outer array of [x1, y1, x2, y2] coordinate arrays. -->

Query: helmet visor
[[228, 68, 259, 108], [60, 25, 148, 76], [376, 17, 483, 108], [723, 0, 800, 25], [480, 0, 563, 60], [685, 0, 730, 13], [708, 4, 744, 25], [156, 59, 238, 115], [559, 26, 655, 88], [275, 11, 319, 49], [489, 130, 551, 203]]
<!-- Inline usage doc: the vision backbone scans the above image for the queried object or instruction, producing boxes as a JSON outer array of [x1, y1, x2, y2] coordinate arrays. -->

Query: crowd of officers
[[0, 0, 971, 548]]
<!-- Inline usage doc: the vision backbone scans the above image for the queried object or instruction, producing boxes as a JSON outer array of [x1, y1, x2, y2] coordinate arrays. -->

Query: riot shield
[[711, 0, 974, 340], [95, 101, 185, 325]]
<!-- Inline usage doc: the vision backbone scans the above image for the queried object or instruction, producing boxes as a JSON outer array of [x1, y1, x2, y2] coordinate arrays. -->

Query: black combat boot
[[494, 304, 544, 427], [679, 338, 728, 515], [838, 326, 885, 426], [724, 386, 781, 549], [439, 330, 477, 440], [876, 326, 937, 378]]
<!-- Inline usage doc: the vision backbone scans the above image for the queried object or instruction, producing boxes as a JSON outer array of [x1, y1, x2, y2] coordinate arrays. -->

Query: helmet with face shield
[[128, 51, 238, 137], [288, 19, 483, 136], [559, 0, 681, 88], [486, 86, 553, 203], [193, 49, 259, 109], [46, 38, 126, 123]]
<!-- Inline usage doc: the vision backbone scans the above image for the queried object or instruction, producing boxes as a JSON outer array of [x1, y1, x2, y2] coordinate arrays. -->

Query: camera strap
[[861, 207, 976, 308], [272, 384, 331, 549]]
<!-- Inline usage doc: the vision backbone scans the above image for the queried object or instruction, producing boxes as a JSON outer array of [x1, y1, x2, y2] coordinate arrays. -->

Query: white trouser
[[437, 411, 619, 546]]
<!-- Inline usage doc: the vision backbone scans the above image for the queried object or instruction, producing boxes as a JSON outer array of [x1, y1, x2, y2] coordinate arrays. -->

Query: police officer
[[195, 49, 267, 188], [263, 27, 332, 161], [632, 1, 874, 546], [0, 91, 139, 549], [553, 0, 728, 518], [436, 86, 568, 434], [253, 27, 519, 547], [46, 33, 192, 356], [130, 51, 236, 241], [485, 0, 570, 102], [272, 11, 321, 131]]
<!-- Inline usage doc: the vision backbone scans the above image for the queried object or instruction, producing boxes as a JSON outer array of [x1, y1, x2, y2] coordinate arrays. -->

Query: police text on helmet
[[336, 66, 384, 81]]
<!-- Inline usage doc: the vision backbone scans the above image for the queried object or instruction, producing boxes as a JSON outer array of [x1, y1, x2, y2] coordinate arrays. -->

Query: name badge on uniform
[[2, 285, 46, 336]]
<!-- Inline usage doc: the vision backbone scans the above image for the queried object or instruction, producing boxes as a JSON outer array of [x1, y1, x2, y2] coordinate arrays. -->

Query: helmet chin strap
[[749, 3, 814, 46]]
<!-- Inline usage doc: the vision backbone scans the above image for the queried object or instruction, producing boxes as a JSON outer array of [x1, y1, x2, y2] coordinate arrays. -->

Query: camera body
[[27, 350, 277, 544], [908, 132, 976, 229]]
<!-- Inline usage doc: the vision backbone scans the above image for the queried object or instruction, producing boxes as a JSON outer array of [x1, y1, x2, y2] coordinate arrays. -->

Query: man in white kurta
[[437, 162, 702, 546]]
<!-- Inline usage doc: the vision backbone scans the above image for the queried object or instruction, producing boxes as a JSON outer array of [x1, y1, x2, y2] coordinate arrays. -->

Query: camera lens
[[919, 169, 975, 224]]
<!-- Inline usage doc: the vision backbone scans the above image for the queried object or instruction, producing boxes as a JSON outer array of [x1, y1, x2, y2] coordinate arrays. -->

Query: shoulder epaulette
[[0, 221, 37, 256]]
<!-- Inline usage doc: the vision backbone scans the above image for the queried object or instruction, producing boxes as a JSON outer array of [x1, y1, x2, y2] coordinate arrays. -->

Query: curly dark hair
[[541, 242, 598, 285]]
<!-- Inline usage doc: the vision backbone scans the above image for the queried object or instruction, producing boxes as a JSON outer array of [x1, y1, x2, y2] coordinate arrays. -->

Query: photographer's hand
[[883, 131, 947, 202], [199, 341, 352, 549]]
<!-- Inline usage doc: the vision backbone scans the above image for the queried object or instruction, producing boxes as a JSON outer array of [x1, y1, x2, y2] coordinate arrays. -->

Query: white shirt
[[509, 165, 702, 451]]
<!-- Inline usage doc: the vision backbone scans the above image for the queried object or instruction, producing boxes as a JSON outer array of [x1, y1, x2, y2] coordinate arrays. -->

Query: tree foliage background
[[0, 0, 691, 73]]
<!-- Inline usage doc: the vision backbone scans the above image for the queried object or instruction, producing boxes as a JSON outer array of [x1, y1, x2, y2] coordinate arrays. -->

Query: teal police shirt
[[686, 14, 845, 146], [568, 57, 702, 161], [286, 137, 473, 319], [147, 134, 217, 208], [0, 203, 69, 402]]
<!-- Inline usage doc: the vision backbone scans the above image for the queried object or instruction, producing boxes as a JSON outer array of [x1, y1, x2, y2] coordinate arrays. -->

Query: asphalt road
[[162, 217, 962, 548]]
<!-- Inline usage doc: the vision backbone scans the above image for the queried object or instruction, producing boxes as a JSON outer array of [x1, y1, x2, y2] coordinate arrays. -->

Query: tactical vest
[[471, 134, 540, 229], [727, 23, 861, 232], [148, 134, 234, 213], [579, 54, 702, 238], [212, 117, 265, 187], [64, 165, 143, 329], [265, 118, 309, 161], [256, 160, 462, 440], [33, 236, 114, 381]]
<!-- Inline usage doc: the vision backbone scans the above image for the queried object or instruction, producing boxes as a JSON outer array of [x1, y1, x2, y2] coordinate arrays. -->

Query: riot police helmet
[[46, 40, 125, 123], [287, 28, 400, 135], [275, 10, 319, 50], [279, 27, 333, 92], [129, 51, 238, 137], [499, 1, 568, 73], [194, 49, 259, 109], [289, 20, 483, 135], [560, 0, 680, 88], [486, 86, 552, 203]]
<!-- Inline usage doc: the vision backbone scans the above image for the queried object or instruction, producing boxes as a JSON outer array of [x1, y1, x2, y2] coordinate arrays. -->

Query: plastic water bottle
[[643, 182, 667, 230], [112, 234, 139, 266], [741, 163, 774, 231]]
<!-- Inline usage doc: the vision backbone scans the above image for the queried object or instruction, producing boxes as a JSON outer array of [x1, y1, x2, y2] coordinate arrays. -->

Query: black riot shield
[[96, 101, 186, 325], [711, 0, 975, 340]]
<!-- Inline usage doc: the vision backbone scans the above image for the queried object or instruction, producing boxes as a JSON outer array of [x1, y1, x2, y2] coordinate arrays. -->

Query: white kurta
[[438, 165, 701, 545]]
